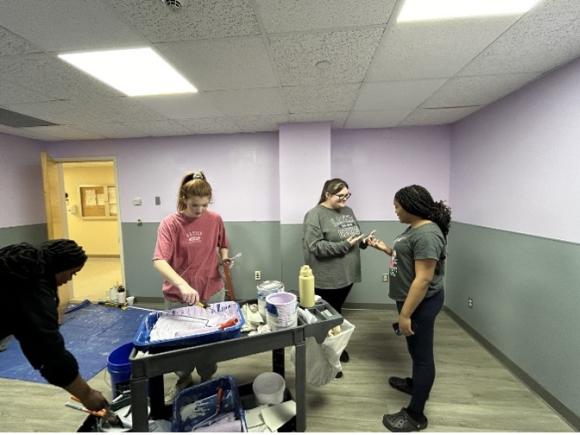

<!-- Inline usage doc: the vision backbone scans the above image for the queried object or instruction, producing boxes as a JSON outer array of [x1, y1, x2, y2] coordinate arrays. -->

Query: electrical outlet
[[467, 297, 474, 308], [382, 273, 389, 282], [254, 270, 262, 281]]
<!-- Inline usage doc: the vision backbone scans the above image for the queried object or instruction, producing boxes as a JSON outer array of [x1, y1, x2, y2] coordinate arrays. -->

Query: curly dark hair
[[395, 185, 452, 238]]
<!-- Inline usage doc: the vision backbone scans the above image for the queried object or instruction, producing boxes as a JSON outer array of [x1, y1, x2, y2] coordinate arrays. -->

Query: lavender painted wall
[[47, 133, 279, 223], [0, 133, 45, 227], [279, 122, 331, 224], [451, 57, 580, 244], [332, 126, 451, 221]]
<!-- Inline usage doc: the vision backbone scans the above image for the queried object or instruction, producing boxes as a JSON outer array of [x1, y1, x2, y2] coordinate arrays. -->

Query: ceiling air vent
[[0, 107, 57, 128]]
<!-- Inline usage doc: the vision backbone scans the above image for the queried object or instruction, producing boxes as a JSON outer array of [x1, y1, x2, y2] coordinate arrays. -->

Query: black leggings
[[396, 290, 444, 417], [315, 283, 354, 314]]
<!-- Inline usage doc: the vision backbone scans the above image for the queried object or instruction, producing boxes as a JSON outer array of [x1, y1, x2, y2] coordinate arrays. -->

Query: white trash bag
[[290, 319, 355, 386]]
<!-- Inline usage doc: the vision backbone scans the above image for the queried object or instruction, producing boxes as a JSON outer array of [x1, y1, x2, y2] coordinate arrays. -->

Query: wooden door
[[41, 152, 71, 322]]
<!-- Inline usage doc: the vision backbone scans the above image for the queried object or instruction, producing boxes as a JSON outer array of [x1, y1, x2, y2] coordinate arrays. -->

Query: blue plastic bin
[[132, 301, 245, 352], [172, 376, 247, 432], [107, 342, 133, 398]]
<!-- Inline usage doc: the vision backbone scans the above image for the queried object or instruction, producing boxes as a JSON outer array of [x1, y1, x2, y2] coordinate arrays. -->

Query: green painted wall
[[446, 222, 580, 420], [0, 224, 47, 248], [121, 220, 406, 304]]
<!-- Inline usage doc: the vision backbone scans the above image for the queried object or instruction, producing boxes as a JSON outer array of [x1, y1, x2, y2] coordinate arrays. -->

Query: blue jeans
[[396, 290, 444, 416]]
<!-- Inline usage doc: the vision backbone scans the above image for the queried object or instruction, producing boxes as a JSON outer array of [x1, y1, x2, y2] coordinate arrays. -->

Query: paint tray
[[132, 301, 244, 351], [172, 375, 247, 432]]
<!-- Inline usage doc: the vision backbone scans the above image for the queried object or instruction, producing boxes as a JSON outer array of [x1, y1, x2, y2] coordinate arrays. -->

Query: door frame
[[45, 155, 126, 296]]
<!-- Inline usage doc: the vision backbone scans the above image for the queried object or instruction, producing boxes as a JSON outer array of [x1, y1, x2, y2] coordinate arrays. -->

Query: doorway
[[42, 155, 124, 302]]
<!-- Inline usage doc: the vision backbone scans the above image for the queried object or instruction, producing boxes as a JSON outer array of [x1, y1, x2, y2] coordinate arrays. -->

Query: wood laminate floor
[[0, 308, 573, 432]]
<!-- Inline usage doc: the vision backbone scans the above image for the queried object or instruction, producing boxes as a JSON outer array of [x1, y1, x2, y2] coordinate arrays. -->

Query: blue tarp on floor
[[0, 303, 148, 383]]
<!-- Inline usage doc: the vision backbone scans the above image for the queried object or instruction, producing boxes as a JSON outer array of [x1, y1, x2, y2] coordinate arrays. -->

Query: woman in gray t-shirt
[[368, 185, 451, 432], [303, 178, 367, 376]]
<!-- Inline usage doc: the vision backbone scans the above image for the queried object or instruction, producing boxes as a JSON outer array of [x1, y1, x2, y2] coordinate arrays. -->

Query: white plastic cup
[[252, 372, 285, 405], [126, 296, 135, 306]]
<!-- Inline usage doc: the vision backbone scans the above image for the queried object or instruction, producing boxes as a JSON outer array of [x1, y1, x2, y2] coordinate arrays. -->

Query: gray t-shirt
[[389, 223, 446, 301], [302, 205, 362, 289]]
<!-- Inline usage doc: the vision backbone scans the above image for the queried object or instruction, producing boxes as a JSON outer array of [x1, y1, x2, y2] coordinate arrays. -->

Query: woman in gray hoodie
[[302, 178, 367, 376]]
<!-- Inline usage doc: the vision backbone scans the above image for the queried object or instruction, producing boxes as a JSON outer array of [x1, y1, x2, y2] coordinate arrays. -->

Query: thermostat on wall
[[132, 197, 142, 206]]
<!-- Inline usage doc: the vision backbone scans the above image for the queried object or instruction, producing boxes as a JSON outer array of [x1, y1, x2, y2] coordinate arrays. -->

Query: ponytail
[[177, 171, 212, 211]]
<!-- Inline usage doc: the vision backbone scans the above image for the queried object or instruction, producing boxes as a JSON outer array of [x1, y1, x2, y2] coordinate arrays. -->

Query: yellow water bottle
[[299, 265, 315, 308]]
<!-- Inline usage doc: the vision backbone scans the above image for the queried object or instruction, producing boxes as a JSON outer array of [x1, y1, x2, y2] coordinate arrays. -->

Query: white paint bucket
[[256, 280, 284, 319], [252, 372, 285, 405], [265, 292, 297, 331]]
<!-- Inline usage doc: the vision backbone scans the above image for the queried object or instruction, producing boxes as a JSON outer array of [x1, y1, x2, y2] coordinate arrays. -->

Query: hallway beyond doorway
[[72, 256, 122, 302]]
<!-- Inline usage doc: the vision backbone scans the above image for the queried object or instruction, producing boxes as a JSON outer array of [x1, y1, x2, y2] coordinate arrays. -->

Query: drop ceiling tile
[[157, 37, 277, 91], [80, 122, 144, 139], [423, 73, 540, 107], [230, 114, 290, 133], [255, 0, 396, 33], [345, 110, 410, 128], [0, 124, 53, 140], [355, 79, 446, 111], [0, 80, 52, 105], [81, 97, 166, 123], [176, 117, 241, 135], [135, 93, 224, 119], [17, 125, 106, 140], [282, 84, 359, 113], [289, 112, 348, 128], [0, 26, 41, 55], [0, 54, 121, 100], [107, 0, 260, 42], [209, 88, 287, 116], [368, 17, 519, 81], [401, 106, 480, 126], [460, 9, 580, 75], [6, 100, 82, 124], [0, 0, 144, 52], [128, 120, 191, 136], [269, 28, 384, 85]]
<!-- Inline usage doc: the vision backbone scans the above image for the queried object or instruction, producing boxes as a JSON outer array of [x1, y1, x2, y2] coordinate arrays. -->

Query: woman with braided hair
[[0, 239, 108, 413], [367, 185, 451, 432]]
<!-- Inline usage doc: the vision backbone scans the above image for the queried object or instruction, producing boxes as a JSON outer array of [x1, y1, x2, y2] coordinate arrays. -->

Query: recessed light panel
[[58, 47, 197, 96], [398, 0, 542, 22]]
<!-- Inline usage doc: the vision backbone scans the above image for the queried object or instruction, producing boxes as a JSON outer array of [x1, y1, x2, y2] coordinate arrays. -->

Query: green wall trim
[[445, 307, 578, 431], [0, 224, 47, 247], [446, 222, 580, 423]]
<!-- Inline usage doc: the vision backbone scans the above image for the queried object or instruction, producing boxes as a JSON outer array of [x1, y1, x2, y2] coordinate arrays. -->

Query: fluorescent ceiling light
[[398, 0, 542, 22], [58, 47, 197, 96]]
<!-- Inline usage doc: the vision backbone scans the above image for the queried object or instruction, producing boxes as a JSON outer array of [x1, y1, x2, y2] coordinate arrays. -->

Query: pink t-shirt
[[153, 211, 229, 302]]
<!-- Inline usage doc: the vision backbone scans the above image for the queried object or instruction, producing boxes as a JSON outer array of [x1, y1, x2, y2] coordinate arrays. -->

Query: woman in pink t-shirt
[[153, 171, 231, 393]]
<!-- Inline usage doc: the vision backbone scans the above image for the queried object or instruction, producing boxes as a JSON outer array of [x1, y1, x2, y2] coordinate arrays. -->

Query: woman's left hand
[[398, 315, 415, 336]]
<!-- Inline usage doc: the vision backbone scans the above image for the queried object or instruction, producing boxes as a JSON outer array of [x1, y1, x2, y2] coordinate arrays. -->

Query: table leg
[[131, 377, 149, 432], [272, 348, 285, 377], [295, 341, 306, 431]]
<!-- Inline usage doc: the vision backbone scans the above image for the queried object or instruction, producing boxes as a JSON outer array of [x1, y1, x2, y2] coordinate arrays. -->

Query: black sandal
[[388, 376, 413, 395], [382, 408, 427, 432]]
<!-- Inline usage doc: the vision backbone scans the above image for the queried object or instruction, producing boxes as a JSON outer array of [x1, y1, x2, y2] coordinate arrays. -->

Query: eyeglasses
[[333, 192, 352, 200]]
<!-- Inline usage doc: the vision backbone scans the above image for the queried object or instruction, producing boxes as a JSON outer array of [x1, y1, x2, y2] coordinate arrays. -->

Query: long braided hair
[[394, 185, 452, 239], [0, 240, 87, 281]]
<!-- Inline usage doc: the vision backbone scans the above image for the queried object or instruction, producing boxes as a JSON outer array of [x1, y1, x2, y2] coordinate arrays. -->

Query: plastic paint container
[[256, 280, 284, 319], [265, 292, 297, 331], [252, 372, 285, 405], [107, 342, 133, 397]]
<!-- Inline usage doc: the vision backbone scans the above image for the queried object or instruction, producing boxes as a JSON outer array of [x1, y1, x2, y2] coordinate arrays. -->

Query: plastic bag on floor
[[290, 319, 355, 386]]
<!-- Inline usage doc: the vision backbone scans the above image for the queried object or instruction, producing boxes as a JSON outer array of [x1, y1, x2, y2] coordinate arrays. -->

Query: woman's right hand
[[77, 387, 109, 412], [347, 234, 366, 247], [368, 237, 389, 252], [177, 282, 200, 305]]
